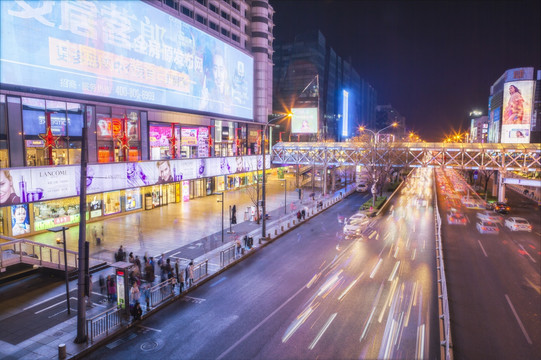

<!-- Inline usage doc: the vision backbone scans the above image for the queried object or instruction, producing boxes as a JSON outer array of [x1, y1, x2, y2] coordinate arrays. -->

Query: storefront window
[[103, 191, 121, 215], [0, 95, 8, 168], [125, 188, 142, 211], [33, 198, 82, 231], [149, 123, 176, 160], [88, 194, 103, 218]]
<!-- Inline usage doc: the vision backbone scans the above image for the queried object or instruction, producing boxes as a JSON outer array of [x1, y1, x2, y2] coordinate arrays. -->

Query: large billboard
[[0, 155, 268, 207], [0, 1, 253, 119], [501, 80, 534, 143], [291, 108, 318, 134]]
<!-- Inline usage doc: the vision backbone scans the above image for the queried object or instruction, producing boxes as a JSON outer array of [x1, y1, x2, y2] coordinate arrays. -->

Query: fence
[[193, 259, 209, 282], [0, 237, 78, 270], [433, 171, 453, 360], [86, 307, 123, 343], [149, 278, 174, 308], [220, 246, 236, 267]]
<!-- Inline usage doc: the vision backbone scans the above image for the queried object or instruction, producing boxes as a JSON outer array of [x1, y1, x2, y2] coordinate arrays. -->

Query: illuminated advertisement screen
[[0, 1, 253, 119], [0, 155, 269, 208], [501, 81, 534, 143], [291, 108, 318, 134]]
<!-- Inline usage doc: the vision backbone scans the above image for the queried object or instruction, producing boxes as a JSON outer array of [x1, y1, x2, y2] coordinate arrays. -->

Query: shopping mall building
[[0, 0, 274, 237]]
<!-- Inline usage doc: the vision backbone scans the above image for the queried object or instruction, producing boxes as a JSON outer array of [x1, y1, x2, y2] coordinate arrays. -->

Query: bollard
[[58, 344, 66, 360]]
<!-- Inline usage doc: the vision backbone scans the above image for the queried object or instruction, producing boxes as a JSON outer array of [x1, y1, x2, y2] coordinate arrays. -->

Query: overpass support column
[[331, 168, 336, 192], [498, 171, 506, 202], [492, 173, 498, 197], [323, 165, 328, 195], [296, 164, 300, 189]]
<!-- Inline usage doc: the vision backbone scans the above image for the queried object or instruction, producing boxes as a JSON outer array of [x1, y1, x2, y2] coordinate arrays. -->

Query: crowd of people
[[95, 246, 196, 322]]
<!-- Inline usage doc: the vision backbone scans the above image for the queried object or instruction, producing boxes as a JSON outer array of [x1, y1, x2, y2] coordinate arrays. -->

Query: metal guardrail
[[193, 259, 209, 282], [433, 170, 453, 360], [149, 278, 174, 308], [86, 306, 123, 343], [0, 237, 78, 270], [220, 246, 236, 267]]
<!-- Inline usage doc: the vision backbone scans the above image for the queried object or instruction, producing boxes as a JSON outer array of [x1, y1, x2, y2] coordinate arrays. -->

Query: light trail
[[370, 258, 383, 279], [338, 272, 364, 301], [309, 313, 337, 350], [388, 261, 400, 282]]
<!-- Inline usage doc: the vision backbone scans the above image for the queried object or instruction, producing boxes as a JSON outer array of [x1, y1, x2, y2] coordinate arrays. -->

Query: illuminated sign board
[[0, 155, 269, 207], [0, 1, 253, 119], [501, 80, 534, 143], [342, 90, 349, 137], [291, 108, 318, 134]]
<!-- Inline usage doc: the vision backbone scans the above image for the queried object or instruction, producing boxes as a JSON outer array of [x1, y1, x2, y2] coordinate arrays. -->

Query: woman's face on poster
[[14, 207, 27, 224], [0, 171, 13, 203]]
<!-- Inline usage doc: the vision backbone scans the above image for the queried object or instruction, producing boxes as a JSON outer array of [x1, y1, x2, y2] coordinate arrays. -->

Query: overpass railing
[[0, 237, 78, 271], [272, 142, 541, 172]]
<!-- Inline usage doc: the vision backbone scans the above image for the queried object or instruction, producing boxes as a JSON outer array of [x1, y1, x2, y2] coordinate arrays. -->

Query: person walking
[[301, 208, 306, 220], [145, 260, 154, 283], [108, 276, 117, 302], [187, 261, 194, 288], [177, 260, 185, 292], [130, 282, 140, 305]]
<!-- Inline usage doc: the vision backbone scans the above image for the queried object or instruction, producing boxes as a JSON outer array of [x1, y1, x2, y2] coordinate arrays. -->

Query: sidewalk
[[0, 178, 354, 360]]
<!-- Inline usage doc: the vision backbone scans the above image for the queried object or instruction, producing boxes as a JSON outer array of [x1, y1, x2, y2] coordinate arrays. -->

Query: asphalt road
[[436, 169, 541, 360], [88, 168, 440, 360]]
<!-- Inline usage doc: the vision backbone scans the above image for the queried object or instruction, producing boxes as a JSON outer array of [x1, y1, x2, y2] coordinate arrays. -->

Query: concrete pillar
[[296, 164, 300, 189], [498, 172, 506, 202], [323, 165, 328, 195], [331, 168, 336, 192], [491, 173, 498, 197]]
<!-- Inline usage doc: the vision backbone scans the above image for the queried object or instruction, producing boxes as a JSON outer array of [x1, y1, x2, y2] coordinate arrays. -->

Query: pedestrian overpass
[[271, 141, 541, 201]]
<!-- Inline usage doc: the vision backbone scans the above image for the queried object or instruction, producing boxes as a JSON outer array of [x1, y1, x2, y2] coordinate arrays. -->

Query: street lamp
[[359, 122, 398, 208], [214, 192, 224, 243], [262, 113, 292, 240], [48, 226, 70, 315]]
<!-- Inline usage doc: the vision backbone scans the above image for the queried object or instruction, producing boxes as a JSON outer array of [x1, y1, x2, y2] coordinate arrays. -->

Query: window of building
[[232, 1, 240, 11], [96, 107, 140, 163], [209, 3, 218, 14], [196, 14, 207, 25], [149, 122, 180, 160], [222, 0, 230, 4], [221, 10, 230, 20], [221, 28, 230, 37], [165, 0, 179, 10], [0, 95, 8, 168], [232, 33, 239, 42], [231, 17, 239, 26], [196, 0, 207, 6], [209, 21, 219, 32], [181, 6, 194, 18]]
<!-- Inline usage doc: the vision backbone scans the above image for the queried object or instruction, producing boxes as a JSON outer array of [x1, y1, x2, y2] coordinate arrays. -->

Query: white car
[[504, 217, 532, 232], [343, 217, 368, 236], [356, 183, 369, 192], [476, 220, 499, 234], [476, 211, 503, 224], [348, 213, 369, 223]]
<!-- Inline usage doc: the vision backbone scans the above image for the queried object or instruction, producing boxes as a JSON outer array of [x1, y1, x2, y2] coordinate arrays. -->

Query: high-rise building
[[488, 67, 539, 143], [0, 0, 274, 237], [272, 30, 377, 142], [374, 104, 406, 141]]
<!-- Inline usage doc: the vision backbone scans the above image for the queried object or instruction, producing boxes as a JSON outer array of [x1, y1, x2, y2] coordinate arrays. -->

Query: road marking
[[477, 240, 488, 257], [137, 325, 162, 332], [370, 258, 383, 279], [24, 292, 64, 311], [35, 297, 77, 314], [181, 296, 206, 304], [308, 313, 337, 350], [519, 245, 536, 263], [505, 294, 532, 344], [210, 277, 227, 287]]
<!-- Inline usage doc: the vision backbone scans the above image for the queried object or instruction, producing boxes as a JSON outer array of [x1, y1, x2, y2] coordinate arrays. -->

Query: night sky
[[270, 0, 541, 141]]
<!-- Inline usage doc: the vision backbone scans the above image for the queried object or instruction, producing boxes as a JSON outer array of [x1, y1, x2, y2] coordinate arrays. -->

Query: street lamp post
[[48, 226, 70, 314], [215, 192, 224, 243], [262, 113, 291, 240], [359, 122, 398, 208], [280, 178, 287, 214]]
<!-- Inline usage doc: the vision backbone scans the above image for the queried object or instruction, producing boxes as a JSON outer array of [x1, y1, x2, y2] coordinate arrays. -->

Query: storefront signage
[[182, 181, 190, 202], [1, 0, 253, 119], [181, 128, 198, 146], [0, 155, 268, 207]]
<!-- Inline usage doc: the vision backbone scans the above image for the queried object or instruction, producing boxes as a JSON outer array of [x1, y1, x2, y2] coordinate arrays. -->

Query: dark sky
[[270, 0, 541, 141]]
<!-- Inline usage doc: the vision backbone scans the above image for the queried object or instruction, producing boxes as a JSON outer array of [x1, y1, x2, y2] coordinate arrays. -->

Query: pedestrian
[[177, 260, 185, 292], [135, 255, 141, 270], [297, 211, 301, 221], [130, 282, 140, 305], [128, 252, 135, 263], [131, 301, 142, 321], [99, 274, 106, 295], [145, 260, 153, 283], [301, 208, 306, 220], [143, 283, 151, 310], [235, 238, 242, 257], [187, 261, 194, 287], [108, 276, 116, 302]]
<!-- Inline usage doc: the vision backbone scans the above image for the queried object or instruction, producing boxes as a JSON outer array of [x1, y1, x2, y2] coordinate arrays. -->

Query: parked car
[[356, 183, 369, 192], [493, 202, 510, 214], [504, 217, 532, 232], [447, 212, 468, 225], [476, 220, 499, 234], [476, 211, 503, 224]]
